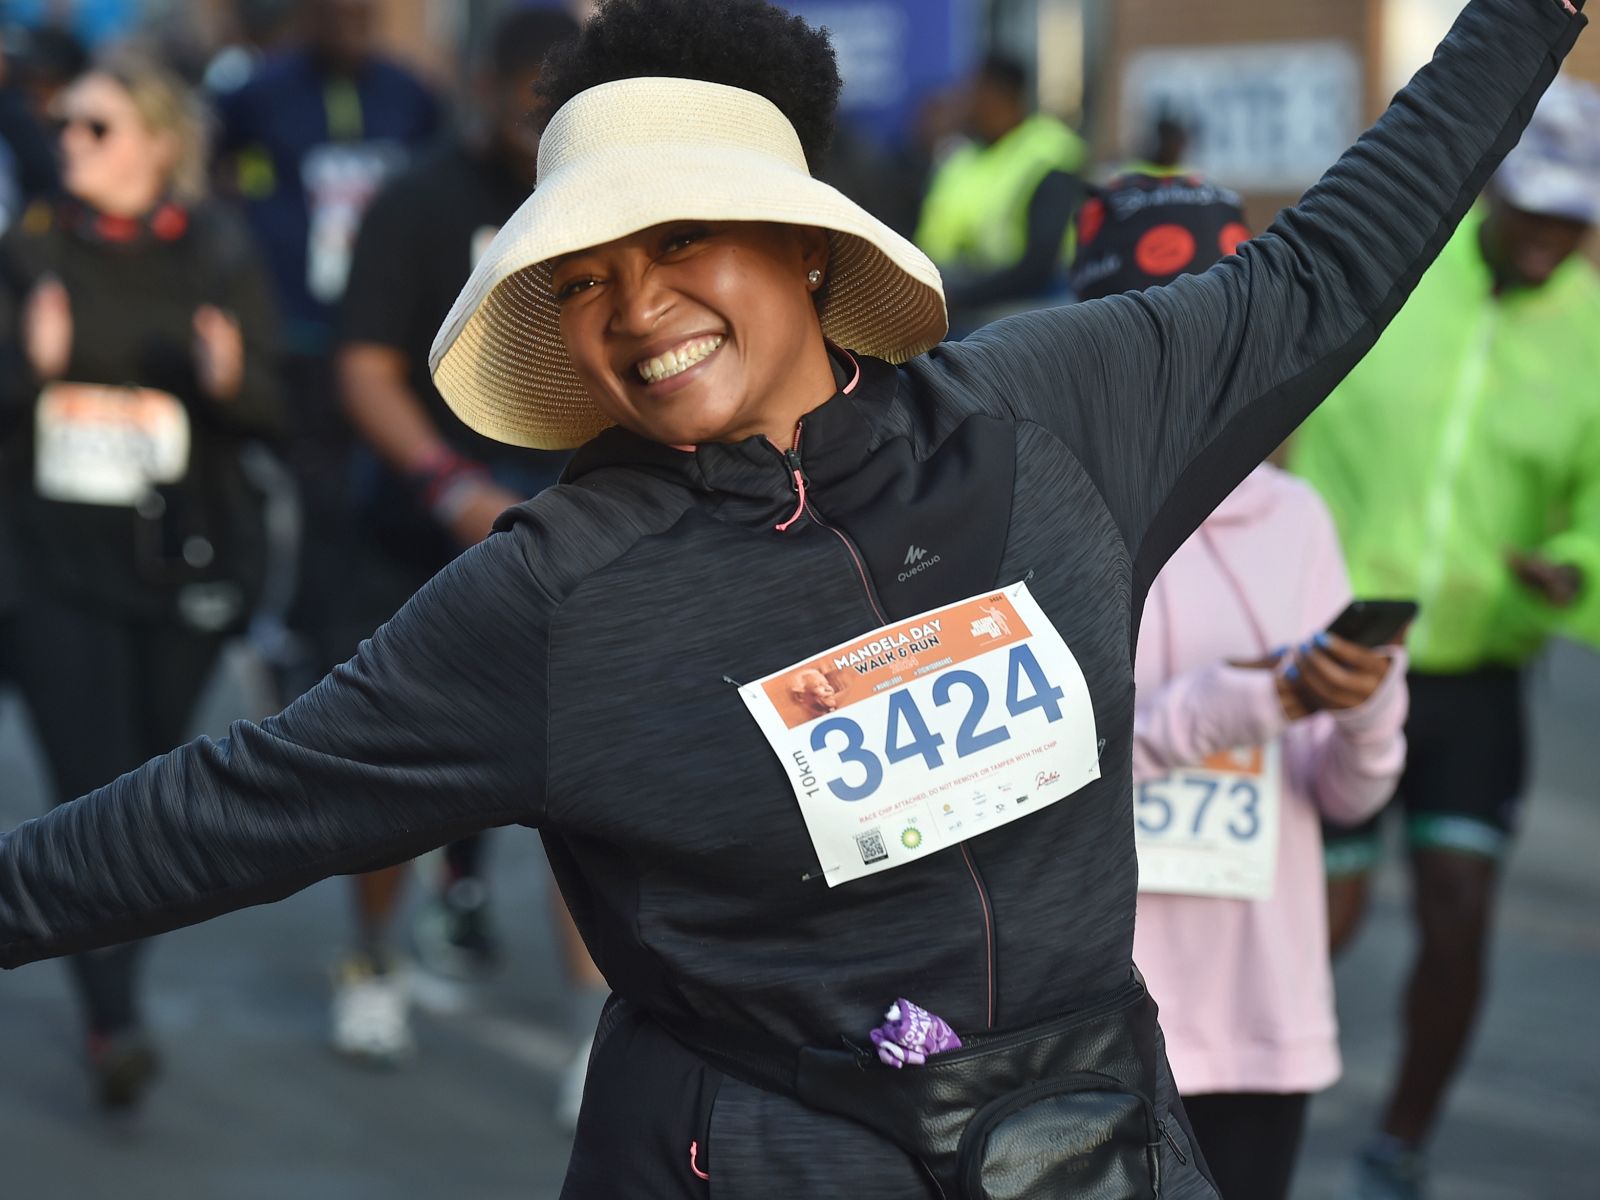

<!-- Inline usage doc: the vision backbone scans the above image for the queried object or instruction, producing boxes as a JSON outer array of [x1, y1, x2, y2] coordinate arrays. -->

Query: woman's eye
[[663, 228, 709, 254], [555, 277, 597, 303]]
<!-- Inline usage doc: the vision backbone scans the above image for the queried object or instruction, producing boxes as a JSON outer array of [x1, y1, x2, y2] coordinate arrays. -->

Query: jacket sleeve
[[948, 0, 1585, 600], [1131, 665, 1290, 785], [0, 526, 554, 969], [944, 171, 1086, 312], [1298, 661, 1409, 827], [0, 226, 45, 439], [1538, 406, 1600, 647]]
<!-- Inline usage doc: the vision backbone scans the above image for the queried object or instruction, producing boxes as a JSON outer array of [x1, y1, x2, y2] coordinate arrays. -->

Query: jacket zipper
[[774, 423, 998, 1030]]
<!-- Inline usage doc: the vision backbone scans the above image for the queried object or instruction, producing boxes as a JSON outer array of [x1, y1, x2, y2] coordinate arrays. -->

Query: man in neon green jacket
[[1289, 78, 1600, 1200], [915, 55, 1087, 330]]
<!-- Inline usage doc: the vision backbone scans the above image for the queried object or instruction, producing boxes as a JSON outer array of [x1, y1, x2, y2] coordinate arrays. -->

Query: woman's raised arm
[[951, 0, 1584, 602], [0, 526, 555, 969]]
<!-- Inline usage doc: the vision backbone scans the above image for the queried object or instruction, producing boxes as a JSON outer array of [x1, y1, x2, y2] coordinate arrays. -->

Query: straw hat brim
[[429, 142, 948, 451]]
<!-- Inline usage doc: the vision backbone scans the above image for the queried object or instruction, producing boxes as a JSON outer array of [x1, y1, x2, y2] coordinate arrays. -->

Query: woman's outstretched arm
[[0, 525, 555, 969], [944, 0, 1584, 603]]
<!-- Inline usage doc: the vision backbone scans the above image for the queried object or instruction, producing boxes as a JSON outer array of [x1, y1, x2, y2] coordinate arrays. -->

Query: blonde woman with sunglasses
[[0, 54, 281, 1110]]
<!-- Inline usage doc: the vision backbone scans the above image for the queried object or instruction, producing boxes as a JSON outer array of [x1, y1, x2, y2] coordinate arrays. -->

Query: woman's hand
[[1230, 649, 1313, 721], [24, 277, 73, 381], [193, 305, 245, 401], [1283, 632, 1392, 714]]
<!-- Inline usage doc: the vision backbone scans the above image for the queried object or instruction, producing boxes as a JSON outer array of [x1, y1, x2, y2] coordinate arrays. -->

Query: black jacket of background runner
[[0, 201, 282, 619], [0, 2, 1584, 1196]]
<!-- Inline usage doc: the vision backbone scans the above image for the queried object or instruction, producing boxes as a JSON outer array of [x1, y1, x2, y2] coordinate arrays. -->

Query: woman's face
[[57, 74, 175, 217], [552, 221, 832, 447]]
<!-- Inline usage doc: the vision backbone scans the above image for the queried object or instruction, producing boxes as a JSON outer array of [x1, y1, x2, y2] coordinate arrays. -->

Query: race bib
[[1134, 741, 1282, 901], [302, 141, 406, 304], [740, 582, 1101, 888], [34, 384, 190, 506]]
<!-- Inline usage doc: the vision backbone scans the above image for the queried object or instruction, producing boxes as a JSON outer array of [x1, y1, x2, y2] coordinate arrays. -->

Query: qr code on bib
[[855, 828, 889, 865]]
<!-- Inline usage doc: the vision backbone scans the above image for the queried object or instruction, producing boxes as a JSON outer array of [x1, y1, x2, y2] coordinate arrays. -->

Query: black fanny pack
[[664, 972, 1190, 1199]]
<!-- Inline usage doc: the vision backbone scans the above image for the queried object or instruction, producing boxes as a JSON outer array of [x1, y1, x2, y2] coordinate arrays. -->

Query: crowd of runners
[[1, 2, 1598, 1199]]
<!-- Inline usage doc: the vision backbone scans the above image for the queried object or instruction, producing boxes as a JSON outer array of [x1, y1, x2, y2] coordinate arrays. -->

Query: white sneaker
[[331, 954, 415, 1067], [554, 1034, 593, 1132]]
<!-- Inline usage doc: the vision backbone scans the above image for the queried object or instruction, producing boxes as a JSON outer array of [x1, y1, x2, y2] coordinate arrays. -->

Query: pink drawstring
[[840, 348, 862, 394], [1196, 525, 1274, 656], [690, 1141, 710, 1181], [776, 465, 808, 532], [773, 351, 859, 532]]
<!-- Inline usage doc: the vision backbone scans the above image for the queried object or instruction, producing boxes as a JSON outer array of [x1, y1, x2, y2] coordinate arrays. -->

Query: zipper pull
[[775, 446, 810, 533], [1162, 1117, 1187, 1164]]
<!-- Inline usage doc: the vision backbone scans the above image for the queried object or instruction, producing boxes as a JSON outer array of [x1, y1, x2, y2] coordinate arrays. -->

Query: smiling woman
[[0, 0, 1590, 1196], [549, 220, 835, 447]]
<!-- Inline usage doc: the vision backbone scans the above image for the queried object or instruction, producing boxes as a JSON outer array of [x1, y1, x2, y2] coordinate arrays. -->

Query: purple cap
[[1494, 77, 1600, 225]]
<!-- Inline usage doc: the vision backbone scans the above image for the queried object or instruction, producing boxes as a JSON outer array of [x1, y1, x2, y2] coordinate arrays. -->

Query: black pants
[[4, 602, 223, 1036], [1181, 1092, 1310, 1200]]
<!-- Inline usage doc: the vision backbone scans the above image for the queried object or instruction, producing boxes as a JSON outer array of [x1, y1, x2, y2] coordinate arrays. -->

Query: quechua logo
[[899, 544, 940, 583]]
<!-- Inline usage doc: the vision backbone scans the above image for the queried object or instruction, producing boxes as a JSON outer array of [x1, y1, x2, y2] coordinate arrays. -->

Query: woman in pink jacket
[[1072, 173, 1410, 1200]]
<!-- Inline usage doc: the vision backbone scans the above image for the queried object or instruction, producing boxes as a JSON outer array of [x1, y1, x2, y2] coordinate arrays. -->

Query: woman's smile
[[631, 333, 726, 389]]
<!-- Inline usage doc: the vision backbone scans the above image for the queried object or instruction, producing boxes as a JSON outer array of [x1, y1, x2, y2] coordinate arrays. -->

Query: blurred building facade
[[1098, 0, 1600, 227]]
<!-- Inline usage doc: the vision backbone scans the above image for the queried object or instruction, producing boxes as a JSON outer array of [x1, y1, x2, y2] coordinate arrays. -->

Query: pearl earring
[[807, 269, 823, 287]]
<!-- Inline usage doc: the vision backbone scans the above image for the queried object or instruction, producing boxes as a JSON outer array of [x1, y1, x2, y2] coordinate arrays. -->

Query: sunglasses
[[53, 115, 114, 142]]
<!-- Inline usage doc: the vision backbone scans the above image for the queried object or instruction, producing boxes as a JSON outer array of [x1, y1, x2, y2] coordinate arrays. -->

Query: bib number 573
[[809, 644, 1066, 803]]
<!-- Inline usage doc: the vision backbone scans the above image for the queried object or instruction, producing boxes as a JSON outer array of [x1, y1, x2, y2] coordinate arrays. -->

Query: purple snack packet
[[869, 998, 962, 1068]]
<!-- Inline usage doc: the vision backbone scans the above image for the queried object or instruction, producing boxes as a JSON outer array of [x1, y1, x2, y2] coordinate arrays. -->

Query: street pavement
[[2, 640, 1596, 1198]]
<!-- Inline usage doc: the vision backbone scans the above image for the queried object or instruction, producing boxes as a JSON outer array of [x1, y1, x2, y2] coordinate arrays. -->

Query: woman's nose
[[608, 267, 672, 338]]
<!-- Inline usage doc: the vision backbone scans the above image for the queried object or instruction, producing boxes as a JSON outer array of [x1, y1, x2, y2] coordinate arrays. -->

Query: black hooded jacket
[[0, 2, 1586, 1195]]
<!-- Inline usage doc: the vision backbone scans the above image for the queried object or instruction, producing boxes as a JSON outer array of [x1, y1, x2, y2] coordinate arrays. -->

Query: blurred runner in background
[[914, 54, 1087, 330], [202, 0, 300, 95], [1290, 78, 1600, 1200], [1073, 173, 1408, 1200], [1132, 108, 1191, 176], [0, 52, 281, 1111], [212, 0, 440, 695], [0, 23, 89, 228], [332, 8, 607, 1121]]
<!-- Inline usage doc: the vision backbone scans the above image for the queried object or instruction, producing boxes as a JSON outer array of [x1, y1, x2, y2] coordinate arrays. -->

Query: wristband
[[407, 446, 491, 525]]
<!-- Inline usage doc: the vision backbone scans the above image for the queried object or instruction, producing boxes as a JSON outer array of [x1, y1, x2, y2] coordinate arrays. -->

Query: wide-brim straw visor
[[429, 77, 948, 450]]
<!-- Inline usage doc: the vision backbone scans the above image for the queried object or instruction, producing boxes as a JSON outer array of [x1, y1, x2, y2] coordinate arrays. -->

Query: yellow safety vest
[[915, 114, 1088, 272]]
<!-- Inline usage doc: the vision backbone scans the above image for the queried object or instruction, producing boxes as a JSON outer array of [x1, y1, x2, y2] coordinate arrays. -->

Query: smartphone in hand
[[1325, 599, 1418, 648]]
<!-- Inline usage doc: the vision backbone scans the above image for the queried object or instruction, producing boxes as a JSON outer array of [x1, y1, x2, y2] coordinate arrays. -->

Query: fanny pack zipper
[[916, 973, 1145, 1066]]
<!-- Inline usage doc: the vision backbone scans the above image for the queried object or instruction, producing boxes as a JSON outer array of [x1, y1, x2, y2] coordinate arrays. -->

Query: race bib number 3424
[[740, 582, 1100, 887]]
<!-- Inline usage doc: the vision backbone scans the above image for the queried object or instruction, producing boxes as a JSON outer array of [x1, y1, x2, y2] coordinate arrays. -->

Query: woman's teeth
[[637, 336, 724, 384]]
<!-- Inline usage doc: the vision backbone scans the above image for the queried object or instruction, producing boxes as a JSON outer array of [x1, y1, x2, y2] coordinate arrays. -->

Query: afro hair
[[533, 0, 842, 175]]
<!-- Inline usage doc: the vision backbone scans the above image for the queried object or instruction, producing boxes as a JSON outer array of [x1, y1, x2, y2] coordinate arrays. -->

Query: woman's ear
[[798, 225, 831, 280]]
